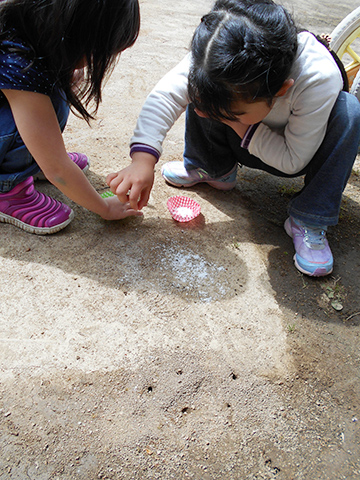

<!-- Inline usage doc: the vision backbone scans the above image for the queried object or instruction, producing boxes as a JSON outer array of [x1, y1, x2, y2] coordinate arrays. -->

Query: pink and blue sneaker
[[284, 216, 333, 276], [161, 161, 237, 190]]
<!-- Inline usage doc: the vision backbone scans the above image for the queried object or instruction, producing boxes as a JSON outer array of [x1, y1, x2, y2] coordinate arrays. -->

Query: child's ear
[[276, 78, 294, 97]]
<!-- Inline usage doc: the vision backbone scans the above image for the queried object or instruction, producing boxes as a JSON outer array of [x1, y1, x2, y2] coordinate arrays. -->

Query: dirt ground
[[1, 0, 360, 479]]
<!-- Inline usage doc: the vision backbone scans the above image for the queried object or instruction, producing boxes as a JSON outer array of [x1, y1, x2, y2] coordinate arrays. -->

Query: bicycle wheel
[[330, 6, 360, 88]]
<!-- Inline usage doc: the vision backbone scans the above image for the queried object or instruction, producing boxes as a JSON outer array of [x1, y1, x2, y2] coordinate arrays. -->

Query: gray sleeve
[[130, 54, 191, 155]]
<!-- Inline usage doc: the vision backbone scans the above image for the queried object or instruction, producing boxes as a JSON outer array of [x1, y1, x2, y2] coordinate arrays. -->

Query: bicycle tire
[[330, 6, 360, 56]]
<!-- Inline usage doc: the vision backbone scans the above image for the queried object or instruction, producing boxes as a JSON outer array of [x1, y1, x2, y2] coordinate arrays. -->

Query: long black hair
[[0, 0, 140, 121], [188, 0, 298, 120]]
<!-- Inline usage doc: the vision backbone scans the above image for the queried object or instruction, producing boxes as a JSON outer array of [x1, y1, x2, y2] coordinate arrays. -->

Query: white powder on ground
[[117, 241, 227, 302]]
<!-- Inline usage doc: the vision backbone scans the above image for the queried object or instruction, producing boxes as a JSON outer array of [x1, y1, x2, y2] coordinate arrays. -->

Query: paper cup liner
[[167, 196, 201, 222]]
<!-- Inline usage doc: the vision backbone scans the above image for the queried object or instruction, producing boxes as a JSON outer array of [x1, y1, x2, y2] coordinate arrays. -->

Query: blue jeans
[[183, 91, 360, 226], [0, 93, 70, 192]]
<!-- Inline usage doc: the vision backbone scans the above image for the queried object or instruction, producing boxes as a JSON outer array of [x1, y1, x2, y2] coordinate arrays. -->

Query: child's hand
[[106, 152, 157, 210], [102, 195, 143, 220]]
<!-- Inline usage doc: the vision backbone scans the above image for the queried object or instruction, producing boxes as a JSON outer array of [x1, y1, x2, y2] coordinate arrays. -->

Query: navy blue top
[[0, 33, 59, 105]]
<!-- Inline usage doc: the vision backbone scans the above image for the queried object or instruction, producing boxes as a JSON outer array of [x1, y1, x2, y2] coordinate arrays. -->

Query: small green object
[[100, 191, 115, 198]]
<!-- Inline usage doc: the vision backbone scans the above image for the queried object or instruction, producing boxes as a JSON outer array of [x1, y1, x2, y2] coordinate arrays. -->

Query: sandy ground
[[1, 0, 360, 479]]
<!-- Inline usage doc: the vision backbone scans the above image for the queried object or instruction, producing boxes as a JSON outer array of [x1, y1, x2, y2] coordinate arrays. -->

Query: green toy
[[100, 191, 115, 198]]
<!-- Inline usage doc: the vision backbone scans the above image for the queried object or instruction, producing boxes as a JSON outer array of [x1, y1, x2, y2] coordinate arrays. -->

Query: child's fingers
[[137, 187, 151, 210], [103, 196, 143, 220], [123, 207, 144, 218], [106, 172, 118, 186], [107, 172, 128, 199], [114, 180, 132, 205], [127, 185, 143, 210]]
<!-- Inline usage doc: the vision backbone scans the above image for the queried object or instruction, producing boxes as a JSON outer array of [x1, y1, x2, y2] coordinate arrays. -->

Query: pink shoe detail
[[0, 177, 74, 234], [34, 152, 90, 181], [67, 152, 90, 172]]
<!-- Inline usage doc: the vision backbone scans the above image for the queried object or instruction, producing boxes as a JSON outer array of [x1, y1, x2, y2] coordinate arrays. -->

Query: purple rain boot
[[0, 177, 74, 234]]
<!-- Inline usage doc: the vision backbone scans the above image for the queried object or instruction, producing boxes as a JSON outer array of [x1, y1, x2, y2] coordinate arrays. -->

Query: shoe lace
[[303, 225, 327, 250]]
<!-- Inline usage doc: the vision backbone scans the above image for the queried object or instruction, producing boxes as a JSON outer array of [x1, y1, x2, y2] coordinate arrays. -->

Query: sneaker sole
[[0, 210, 74, 235], [163, 176, 236, 191], [293, 255, 333, 277]]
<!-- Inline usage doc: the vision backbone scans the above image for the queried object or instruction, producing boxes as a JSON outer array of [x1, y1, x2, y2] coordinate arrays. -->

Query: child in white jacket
[[107, 0, 360, 277]]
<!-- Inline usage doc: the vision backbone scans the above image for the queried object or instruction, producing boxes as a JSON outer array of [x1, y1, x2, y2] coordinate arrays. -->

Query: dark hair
[[0, 0, 140, 121], [188, 0, 298, 120]]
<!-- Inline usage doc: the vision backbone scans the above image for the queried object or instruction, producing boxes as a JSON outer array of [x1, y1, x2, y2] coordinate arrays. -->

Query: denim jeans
[[183, 91, 360, 226], [0, 93, 70, 192]]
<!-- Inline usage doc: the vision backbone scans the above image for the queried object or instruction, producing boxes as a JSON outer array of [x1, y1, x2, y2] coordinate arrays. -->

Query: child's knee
[[332, 92, 360, 133], [349, 94, 360, 126]]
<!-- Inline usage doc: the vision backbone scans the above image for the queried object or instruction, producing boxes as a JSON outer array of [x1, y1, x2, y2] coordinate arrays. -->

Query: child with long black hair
[[0, 0, 142, 235], [108, 0, 360, 277]]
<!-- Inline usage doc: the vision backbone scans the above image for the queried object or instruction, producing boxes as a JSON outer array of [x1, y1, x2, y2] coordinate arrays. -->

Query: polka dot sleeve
[[0, 36, 56, 96]]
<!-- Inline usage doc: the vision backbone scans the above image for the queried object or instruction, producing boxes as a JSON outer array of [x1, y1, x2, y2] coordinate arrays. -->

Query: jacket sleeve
[[130, 54, 191, 155]]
